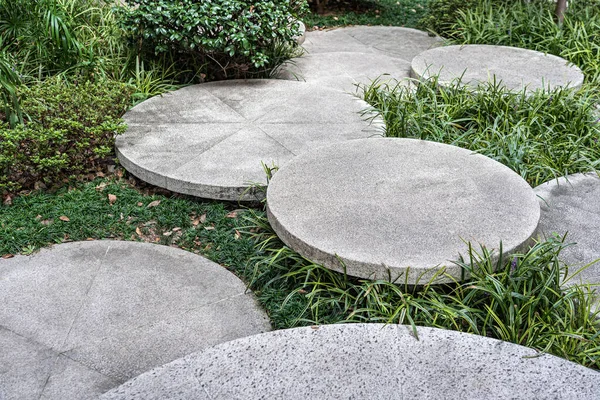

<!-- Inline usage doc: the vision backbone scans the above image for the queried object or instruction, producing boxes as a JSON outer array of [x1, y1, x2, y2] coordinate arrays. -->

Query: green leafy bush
[[0, 78, 133, 193], [116, 0, 306, 81], [362, 76, 600, 187]]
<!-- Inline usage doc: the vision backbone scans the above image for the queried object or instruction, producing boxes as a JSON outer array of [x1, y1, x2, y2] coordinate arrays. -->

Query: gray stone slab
[[266, 138, 540, 284], [277, 51, 412, 91], [411, 44, 584, 91], [101, 324, 600, 400], [116, 79, 382, 201], [0, 241, 270, 399], [303, 26, 442, 62], [39, 355, 118, 400], [277, 26, 441, 91], [534, 173, 600, 284], [0, 327, 56, 400]]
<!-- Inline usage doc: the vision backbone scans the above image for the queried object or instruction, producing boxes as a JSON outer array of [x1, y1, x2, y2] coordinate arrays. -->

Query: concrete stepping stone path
[[534, 173, 600, 284], [117, 79, 382, 201], [267, 138, 540, 284], [0, 241, 270, 399], [411, 44, 584, 92], [102, 324, 600, 399], [277, 26, 442, 90]]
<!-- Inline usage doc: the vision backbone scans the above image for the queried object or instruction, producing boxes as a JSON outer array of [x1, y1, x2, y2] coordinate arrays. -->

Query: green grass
[[0, 175, 257, 272], [304, 0, 429, 29], [361, 76, 600, 187]]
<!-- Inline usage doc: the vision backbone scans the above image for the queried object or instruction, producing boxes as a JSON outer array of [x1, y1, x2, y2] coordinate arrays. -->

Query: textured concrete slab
[[277, 27, 441, 91], [302, 26, 442, 60], [267, 138, 540, 284], [534, 173, 600, 284], [117, 79, 382, 201], [411, 44, 584, 91], [0, 241, 270, 399], [277, 52, 412, 91], [102, 324, 600, 400]]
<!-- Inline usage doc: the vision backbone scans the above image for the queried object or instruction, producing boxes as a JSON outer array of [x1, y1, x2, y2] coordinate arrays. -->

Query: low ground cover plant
[[304, 0, 428, 29]]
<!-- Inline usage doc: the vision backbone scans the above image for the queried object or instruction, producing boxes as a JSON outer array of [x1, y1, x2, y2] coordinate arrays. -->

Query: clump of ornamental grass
[[241, 209, 600, 369], [361, 76, 600, 187]]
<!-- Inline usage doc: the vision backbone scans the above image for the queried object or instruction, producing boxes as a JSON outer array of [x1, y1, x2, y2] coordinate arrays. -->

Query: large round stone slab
[[411, 45, 584, 91], [277, 27, 442, 91], [534, 173, 600, 284], [303, 26, 442, 61], [101, 324, 600, 400], [0, 241, 270, 400], [117, 79, 382, 201], [277, 51, 413, 91], [266, 138, 540, 284]]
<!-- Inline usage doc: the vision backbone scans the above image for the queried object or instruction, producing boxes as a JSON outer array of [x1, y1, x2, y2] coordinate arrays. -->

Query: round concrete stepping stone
[[266, 138, 540, 284], [117, 79, 382, 201], [0, 241, 269, 400], [303, 26, 442, 61], [534, 173, 600, 284], [101, 324, 600, 400], [411, 45, 584, 91], [277, 51, 413, 91], [277, 27, 442, 91]]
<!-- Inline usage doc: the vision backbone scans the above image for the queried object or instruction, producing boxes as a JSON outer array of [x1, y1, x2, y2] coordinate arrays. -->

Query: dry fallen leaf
[[59, 216, 70, 222], [108, 194, 117, 205], [163, 231, 172, 236], [95, 182, 108, 191], [3, 195, 12, 206], [2, 254, 14, 259], [40, 219, 53, 226], [147, 200, 161, 208], [204, 226, 215, 231], [136, 227, 142, 236], [172, 227, 181, 232], [234, 230, 241, 240], [137, 202, 143, 207], [199, 214, 207, 223], [226, 211, 238, 218]]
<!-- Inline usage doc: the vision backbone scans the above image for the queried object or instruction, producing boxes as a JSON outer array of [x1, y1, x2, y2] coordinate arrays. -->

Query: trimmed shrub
[[116, 0, 307, 81], [0, 78, 133, 193]]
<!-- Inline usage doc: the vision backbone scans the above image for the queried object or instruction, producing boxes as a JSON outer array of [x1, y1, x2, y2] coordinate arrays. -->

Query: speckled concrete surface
[[411, 44, 584, 91], [0, 241, 270, 399], [534, 173, 600, 283], [117, 79, 382, 201], [101, 324, 600, 400], [266, 138, 540, 284]]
